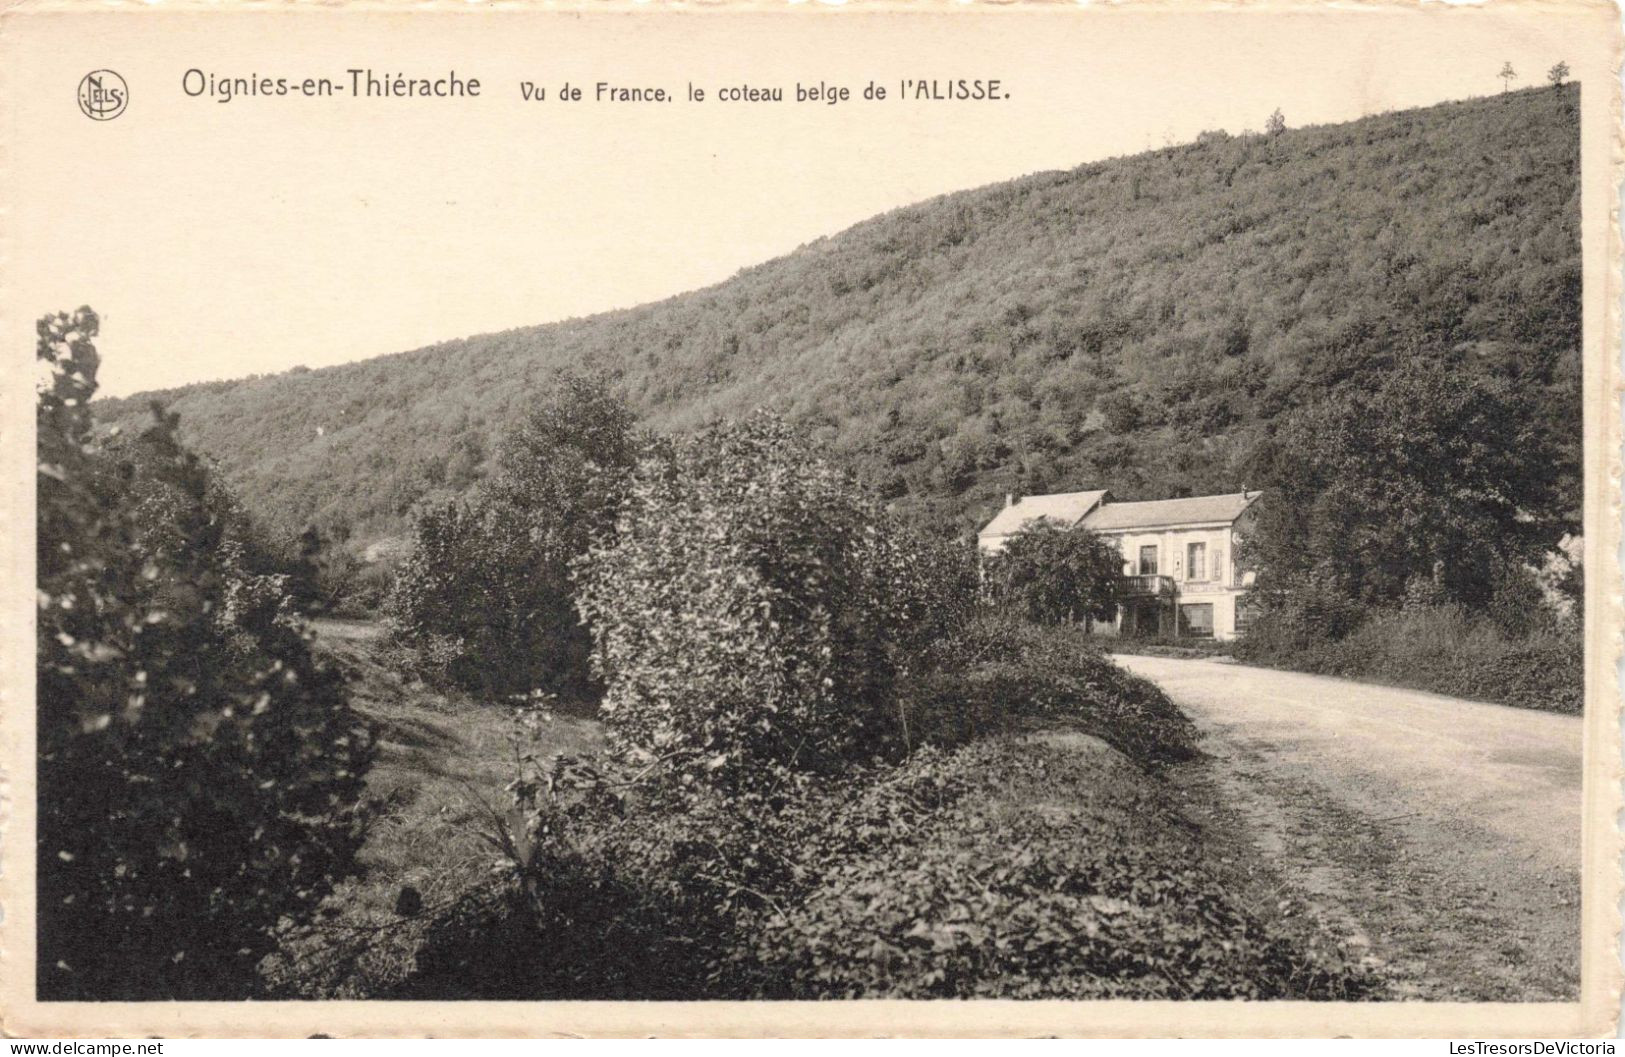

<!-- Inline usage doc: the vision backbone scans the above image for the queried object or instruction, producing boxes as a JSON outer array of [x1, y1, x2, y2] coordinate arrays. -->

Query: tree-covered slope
[[94, 84, 1581, 545]]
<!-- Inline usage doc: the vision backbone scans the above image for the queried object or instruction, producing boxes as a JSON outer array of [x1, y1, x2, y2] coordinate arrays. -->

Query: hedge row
[[1236, 605, 1583, 715]]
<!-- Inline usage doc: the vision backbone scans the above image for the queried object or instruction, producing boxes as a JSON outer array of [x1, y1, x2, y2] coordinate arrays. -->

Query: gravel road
[[1115, 654, 1583, 1000]]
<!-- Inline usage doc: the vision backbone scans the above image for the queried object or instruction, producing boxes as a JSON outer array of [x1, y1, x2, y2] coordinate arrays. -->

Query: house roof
[[978, 490, 1109, 539], [1080, 491, 1260, 532]]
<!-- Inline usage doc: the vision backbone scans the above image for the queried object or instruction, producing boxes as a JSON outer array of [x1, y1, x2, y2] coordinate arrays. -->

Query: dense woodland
[[94, 84, 1582, 550]]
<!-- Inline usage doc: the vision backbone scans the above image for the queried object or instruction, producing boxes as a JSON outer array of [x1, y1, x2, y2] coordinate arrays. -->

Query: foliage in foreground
[[394, 734, 1374, 1000], [258, 631, 608, 1000], [749, 738, 1372, 999], [383, 618, 1206, 1000], [36, 309, 373, 999], [272, 587, 1217, 1000]]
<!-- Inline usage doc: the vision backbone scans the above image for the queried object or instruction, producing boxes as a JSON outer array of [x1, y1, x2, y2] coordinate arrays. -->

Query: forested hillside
[[94, 84, 1581, 546]]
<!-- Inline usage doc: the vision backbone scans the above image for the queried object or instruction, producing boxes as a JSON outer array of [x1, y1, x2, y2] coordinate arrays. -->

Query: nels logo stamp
[[77, 70, 127, 120]]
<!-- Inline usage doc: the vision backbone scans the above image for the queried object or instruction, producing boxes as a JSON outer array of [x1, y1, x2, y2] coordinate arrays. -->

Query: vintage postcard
[[0, 0, 1620, 1039]]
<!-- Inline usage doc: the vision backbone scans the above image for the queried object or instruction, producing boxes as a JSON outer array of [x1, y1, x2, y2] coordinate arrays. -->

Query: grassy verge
[[262, 621, 603, 997]]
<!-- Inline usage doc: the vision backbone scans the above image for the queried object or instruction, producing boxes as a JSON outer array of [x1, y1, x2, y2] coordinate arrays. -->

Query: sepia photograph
[[1, 2, 1619, 1039]]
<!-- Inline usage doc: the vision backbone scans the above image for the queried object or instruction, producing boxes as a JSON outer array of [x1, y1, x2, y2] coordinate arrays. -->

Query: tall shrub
[[982, 522, 1124, 626], [36, 308, 373, 999], [575, 415, 973, 792], [386, 374, 638, 698]]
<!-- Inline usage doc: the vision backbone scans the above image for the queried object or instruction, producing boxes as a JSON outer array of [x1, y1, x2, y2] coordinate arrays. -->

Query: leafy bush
[[386, 374, 638, 699], [1484, 559, 1554, 638], [907, 618, 1200, 768], [36, 309, 373, 999], [392, 418, 1002, 995], [1234, 587, 1367, 656], [386, 498, 576, 694], [395, 703, 820, 1000], [575, 415, 976, 793], [1236, 604, 1582, 714], [981, 523, 1124, 625], [277, 524, 399, 618], [323, 552, 397, 617]]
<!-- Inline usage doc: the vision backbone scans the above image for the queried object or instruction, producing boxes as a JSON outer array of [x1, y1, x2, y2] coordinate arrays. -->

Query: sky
[[4, 7, 1602, 397]]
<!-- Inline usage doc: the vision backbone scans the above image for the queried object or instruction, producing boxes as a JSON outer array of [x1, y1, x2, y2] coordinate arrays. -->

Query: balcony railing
[[1122, 573, 1177, 597]]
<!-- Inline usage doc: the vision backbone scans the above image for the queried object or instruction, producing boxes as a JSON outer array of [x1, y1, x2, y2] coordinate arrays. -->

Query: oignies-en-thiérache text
[[181, 68, 480, 102]]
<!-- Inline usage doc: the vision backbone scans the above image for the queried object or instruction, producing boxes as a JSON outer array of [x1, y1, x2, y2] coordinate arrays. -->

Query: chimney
[[1005, 492, 1016, 509]]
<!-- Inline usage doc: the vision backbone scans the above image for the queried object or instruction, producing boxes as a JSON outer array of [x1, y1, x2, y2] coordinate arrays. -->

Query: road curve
[[1114, 654, 1582, 1000]]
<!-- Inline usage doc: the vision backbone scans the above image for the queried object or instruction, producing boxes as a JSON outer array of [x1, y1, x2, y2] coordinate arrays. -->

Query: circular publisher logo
[[78, 70, 128, 121]]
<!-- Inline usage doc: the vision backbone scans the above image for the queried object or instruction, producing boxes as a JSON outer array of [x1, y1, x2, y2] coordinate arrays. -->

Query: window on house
[[1138, 545, 1158, 576], [1187, 542, 1207, 581], [1179, 603, 1214, 637]]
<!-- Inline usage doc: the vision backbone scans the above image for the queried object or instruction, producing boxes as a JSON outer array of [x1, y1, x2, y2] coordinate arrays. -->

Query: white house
[[977, 489, 1263, 641]]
